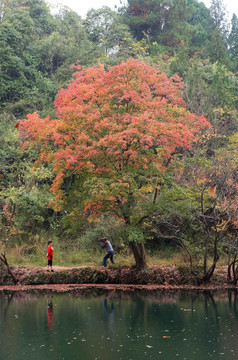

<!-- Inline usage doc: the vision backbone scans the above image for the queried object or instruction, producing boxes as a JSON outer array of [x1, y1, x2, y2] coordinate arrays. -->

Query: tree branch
[[0, 253, 19, 285]]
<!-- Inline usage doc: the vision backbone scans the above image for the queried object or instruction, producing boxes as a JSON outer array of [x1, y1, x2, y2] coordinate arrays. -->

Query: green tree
[[205, 27, 230, 65], [122, 0, 170, 41], [161, 0, 196, 48], [228, 14, 238, 71], [186, 0, 214, 51], [26, 0, 57, 36], [0, 113, 55, 243], [183, 59, 237, 136], [151, 134, 238, 283], [84, 6, 137, 60], [0, 1, 59, 115], [0, 0, 26, 22], [169, 43, 189, 78], [0, 1, 102, 116], [0, 8, 40, 114], [209, 0, 229, 41], [122, 0, 214, 54]]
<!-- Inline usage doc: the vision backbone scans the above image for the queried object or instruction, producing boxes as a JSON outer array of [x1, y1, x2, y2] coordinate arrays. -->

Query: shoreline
[[1, 265, 237, 292], [0, 283, 237, 292]]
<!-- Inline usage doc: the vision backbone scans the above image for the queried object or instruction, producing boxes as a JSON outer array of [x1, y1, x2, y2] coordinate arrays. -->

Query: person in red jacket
[[46, 241, 54, 272]]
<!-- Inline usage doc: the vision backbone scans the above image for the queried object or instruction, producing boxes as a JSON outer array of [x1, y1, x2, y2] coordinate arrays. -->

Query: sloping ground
[[0, 264, 233, 290]]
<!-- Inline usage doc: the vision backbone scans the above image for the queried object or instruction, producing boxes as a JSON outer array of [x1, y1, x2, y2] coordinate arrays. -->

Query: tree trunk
[[228, 250, 232, 281], [227, 253, 238, 285], [203, 238, 209, 276], [202, 239, 219, 283], [232, 258, 238, 285], [179, 238, 196, 275], [130, 242, 147, 269], [0, 253, 19, 285]]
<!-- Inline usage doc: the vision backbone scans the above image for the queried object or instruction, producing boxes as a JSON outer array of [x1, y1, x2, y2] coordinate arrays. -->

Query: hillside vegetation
[[0, 0, 237, 283]]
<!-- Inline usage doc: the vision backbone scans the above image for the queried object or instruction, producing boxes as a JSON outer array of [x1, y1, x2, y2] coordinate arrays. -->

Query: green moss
[[0, 264, 224, 286]]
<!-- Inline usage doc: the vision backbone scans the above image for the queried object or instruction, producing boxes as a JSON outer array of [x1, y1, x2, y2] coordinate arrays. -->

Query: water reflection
[[0, 289, 238, 360], [1, 292, 15, 326], [104, 298, 115, 329], [47, 298, 54, 333]]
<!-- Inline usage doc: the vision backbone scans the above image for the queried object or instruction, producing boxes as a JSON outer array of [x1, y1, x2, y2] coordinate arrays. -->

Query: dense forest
[[0, 0, 238, 281]]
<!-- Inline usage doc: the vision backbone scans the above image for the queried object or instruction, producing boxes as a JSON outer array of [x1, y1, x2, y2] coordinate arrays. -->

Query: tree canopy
[[19, 58, 210, 267]]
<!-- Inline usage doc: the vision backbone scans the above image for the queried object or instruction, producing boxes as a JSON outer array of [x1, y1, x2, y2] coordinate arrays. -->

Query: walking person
[[46, 241, 54, 272], [100, 237, 115, 267]]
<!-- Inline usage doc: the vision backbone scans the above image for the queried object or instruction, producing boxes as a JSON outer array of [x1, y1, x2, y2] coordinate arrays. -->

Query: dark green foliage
[[186, 0, 214, 49], [122, 0, 215, 55], [160, 0, 213, 51], [84, 6, 137, 62], [205, 28, 230, 65], [0, 1, 101, 117], [123, 0, 170, 41], [209, 0, 229, 40], [228, 14, 238, 71], [182, 59, 237, 135], [169, 44, 190, 77], [0, 113, 56, 242], [0, 0, 236, 118], [0, 266, 197, 285]]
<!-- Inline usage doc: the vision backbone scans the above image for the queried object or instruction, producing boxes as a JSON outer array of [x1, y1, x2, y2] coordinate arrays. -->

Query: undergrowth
[[1, 243, 228, 269]]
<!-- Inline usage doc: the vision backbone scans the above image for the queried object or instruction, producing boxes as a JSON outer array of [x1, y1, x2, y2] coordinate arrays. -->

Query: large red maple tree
[[19, 59, 210, 268]]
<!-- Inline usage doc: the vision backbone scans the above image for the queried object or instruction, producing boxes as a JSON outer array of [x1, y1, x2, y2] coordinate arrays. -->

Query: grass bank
[[0, 263, 230, 288], [4, 244, 198, 268]]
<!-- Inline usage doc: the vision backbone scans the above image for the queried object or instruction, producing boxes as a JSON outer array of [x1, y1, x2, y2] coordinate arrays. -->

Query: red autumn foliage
[[19, 59, 210, 212]]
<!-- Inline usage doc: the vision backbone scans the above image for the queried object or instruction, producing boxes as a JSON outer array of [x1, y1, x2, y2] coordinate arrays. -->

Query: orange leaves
[[14, 122, 20, 130], [19, 112, 60, 151], [209, 185, 217, 198]]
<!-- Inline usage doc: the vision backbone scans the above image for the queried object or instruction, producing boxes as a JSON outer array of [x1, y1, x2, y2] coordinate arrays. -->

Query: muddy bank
[[0, 264, 234, 291], [1, 282, 237, 293]]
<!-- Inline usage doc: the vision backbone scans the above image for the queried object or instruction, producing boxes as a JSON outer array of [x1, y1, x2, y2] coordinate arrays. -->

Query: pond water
[[0, 289, 238, 360]]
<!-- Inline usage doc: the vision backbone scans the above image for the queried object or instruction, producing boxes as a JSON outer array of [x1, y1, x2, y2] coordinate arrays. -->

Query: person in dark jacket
[[101, 237, 115, 267]]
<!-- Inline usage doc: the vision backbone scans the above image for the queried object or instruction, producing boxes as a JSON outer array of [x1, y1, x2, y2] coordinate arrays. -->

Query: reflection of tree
[[203, 290, 220, 328], [228, 289, 238, 321], [123, 294, 149, 331], [0, 292, 15, 326], [190, 290, 200, 314]]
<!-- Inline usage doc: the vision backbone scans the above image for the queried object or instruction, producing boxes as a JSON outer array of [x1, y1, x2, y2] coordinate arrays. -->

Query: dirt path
[[0, 282, 235, 292], [16, 265, 97, 272]]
